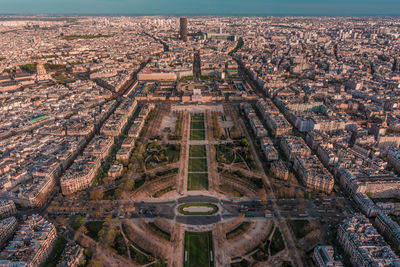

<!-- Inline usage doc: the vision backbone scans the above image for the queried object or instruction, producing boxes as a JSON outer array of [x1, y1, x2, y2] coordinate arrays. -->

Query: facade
[[0, 217, 17, 248], [260, 137, 279, 161], [337, 214, 400, 267], [108, 164, 123, 179], [57, 242, 84, 267], [375, 213, 400, 251], [116, 146, 132, 164], [313, 245, 343, 267], [0, 200, 16, 220], [179, 17, 188, 42], [293, 155, 334, 193], [280, 135, 311, 162], [339, 168, 400, 198], [242, 104, 269, 138], [387, 146, 400, 173], [353, 193, 380, 217], [270, 160, 289, 181], [0, 214, 56, 267], [60, 155, 100, 195]]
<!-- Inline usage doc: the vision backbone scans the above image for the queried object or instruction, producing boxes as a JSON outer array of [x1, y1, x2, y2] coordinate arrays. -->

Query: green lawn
[[189, 145, 207, 158], [189, 158, 208, 172], [190, 113, 205, 140], [84, 221, 104, 241], [191, 121, 205, 130], [270, 228, 285, 255], [226, 222, 250, 240], [184, 231, 214, 267], [190, 129, 205, 140], [191, 115, 205, 121], [288, 220, 311, 240], [148, 222, 171, 241], [188, 173, 209, 190], [178, 203, 218, 215]]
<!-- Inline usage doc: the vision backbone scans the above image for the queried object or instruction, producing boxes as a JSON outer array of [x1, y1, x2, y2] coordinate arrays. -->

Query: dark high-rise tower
[[179, 17, 188, 42]]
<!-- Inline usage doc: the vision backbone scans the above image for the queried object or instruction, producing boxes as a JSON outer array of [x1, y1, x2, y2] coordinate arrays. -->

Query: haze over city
[[1, 0, 400, 16]]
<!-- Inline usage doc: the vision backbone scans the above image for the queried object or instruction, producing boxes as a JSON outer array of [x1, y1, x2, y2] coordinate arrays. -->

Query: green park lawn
[[184, 231, 214, 267], [187, 173, 209, 190], [189, 145, 207, 158], [190, 129, 205, 140], [188, 158, 208, 172], [191, 115, 204, 121], [191, 121, 205, 130]]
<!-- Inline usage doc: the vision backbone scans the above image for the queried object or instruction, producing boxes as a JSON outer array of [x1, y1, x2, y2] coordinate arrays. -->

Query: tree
[[241, 138, 250, 147], [150, 141, 159, 149], [98, 229, 105, 242], [104, 229, 116, 247], [90, 189, 104, 201], [125, 179, 134, 191], [91, 257, 104, 267], [114, 186, 123, 199], [104, 216, 112, 228]]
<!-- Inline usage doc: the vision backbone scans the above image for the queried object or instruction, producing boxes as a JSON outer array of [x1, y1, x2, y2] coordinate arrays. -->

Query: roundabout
[[177, 202, 219, 216]]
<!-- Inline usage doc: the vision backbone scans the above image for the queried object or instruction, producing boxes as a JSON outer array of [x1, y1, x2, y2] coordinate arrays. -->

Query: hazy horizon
[[1, 0, 400, 17]]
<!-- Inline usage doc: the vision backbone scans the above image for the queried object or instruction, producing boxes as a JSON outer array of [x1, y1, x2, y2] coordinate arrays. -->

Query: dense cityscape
[[0, 14, 400, 267]]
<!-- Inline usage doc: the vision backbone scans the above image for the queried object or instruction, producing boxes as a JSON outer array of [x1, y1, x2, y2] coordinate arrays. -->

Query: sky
[[1, 0, 400, 16]]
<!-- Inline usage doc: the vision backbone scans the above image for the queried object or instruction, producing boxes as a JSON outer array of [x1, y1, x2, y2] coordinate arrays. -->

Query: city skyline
[[1, 0, 400, 16], [1, 11, 400, 267]]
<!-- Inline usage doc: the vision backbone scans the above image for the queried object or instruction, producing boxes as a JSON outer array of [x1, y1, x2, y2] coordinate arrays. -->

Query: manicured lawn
[[191, 115, 204, 121], [152, 186, 174, 198], [226, 222, 250, 240], [189, 158, 208, 172], [191, 121, 205, 130], [190, 129, 205, 140], [187, 173, 209, 190], [184, 231, 214, 267], [178, 203, 218, 215], [190, 114, 205, 140], [288, 220, 311, 239], [189, 145, 207, 158], [148, 222, 171, 241], [270, 228, 285, 256], [84, 221, 104, 241]]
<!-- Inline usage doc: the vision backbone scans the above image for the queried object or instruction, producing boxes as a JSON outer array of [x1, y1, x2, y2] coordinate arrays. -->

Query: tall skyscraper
[[179, 17, 188, 42]]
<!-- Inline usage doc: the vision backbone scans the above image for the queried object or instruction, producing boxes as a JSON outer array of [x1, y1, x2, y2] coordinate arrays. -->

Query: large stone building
[[0, 200, 16, 219], [313, 245, 343, 267], [338, 214, 400, 267], [375, 212, 400, 251], [0, 214, 56, 267], [0, 217, 17, 248], [293, 155, 334, 193], [179, 17, 188, 42]]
